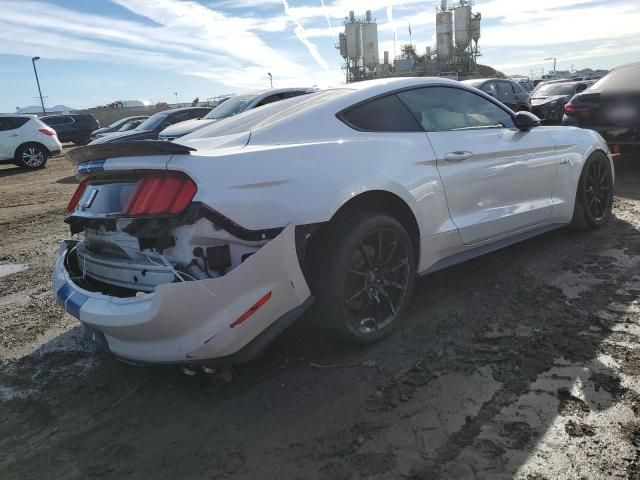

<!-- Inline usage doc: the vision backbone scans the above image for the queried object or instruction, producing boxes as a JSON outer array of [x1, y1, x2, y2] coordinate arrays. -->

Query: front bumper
[[53, 224, 312, 364]]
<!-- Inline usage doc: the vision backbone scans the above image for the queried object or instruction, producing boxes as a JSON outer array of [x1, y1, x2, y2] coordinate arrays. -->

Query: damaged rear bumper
[[53, 224, 312, 365]]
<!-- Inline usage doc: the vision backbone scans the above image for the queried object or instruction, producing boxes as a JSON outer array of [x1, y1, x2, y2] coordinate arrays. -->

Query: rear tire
[[571, 151, 613, 229], [15, 143, 48, 169], [316, 212, 416, 344]]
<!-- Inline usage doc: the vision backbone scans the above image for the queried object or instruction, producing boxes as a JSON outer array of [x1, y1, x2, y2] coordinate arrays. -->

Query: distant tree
[[191, 97, 199, 106]]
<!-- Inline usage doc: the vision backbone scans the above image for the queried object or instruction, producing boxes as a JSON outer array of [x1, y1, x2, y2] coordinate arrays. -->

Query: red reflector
[[66, 179, 88, 213], [231, 291, 272, 327], [612, 144, 621, 154], [124, 173, 197, 216], [39, 128, 56, 136]]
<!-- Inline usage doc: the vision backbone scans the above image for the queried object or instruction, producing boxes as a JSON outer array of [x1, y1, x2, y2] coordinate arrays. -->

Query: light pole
[[267, 72, 273, 88], [544, 57, 557, 77], [31, 57, 46, 115], [174, 92, 179, 105]]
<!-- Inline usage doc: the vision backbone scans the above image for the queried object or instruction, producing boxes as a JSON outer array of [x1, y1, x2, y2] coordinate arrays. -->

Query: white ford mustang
[[55, 77, 614, 365]]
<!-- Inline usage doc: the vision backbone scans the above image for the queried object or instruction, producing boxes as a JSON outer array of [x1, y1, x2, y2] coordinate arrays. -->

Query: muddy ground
[[2, 150, 640, 479]]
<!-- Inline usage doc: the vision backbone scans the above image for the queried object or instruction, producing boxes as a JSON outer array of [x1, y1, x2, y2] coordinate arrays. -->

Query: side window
[[397, 87, 514, 132], [171, 112, 190, 123], [7, 117, 29, 129], [282, 91, 307, 99], [0, 117, 28, 131], [497, 82, 513, 97], [255, 94, 285, 107], [339, 94, 422, 132], [479, 82, 497, 97]]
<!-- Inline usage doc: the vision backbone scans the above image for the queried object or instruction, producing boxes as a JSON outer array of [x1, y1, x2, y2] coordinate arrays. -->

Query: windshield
[[204, 95, 256, 119], [117, 121, 136, 131], [533, 83, 577, 96], [135, 112, 168, 131], [107, 117, 129, 128]]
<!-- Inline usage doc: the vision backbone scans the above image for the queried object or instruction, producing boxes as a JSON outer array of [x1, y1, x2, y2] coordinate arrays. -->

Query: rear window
[[339, 95, 422, 132], [591, 64, 640, 92]]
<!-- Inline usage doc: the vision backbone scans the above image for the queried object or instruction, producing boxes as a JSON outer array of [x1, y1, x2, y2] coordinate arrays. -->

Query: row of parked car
[[1, 63, 638, 170]]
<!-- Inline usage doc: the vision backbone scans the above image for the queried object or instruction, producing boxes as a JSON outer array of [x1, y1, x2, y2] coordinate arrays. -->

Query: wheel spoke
[[345, 286, 368, 306], [359, 245, 374, 269], [348, 269, 368, 277]]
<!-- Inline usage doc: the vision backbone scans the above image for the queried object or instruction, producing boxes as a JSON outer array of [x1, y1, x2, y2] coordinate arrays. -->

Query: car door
[[510, 82, 530, 110], [0, 117, 24, 160], [397, 86, 558, 245]]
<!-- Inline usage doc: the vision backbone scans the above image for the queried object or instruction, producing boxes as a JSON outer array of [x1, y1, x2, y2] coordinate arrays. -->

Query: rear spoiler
[[65, 140, 196, 166]]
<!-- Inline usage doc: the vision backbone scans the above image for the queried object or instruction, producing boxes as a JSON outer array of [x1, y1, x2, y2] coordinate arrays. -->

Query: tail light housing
[[125, 172, 197, 216], [66, 179, 88, 213], [564, 102, 591, 117], [39, 128, 56, 136]]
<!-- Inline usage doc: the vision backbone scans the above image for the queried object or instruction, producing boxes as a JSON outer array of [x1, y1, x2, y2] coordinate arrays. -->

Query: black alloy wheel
[[317, 212, 416, 344], [572, 151, 613, 229]]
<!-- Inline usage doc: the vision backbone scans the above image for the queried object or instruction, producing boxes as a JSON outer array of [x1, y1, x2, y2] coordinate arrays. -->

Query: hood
[[159, 118, 217, 138], [531, 94, 571, 106], [88, 129, 155, 145]]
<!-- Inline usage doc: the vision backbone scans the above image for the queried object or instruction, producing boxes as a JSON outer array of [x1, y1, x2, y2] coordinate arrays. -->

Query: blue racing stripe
[[77, 159, 106, 175], [56, 283, 73, 308], [56, 283, 88, 319]]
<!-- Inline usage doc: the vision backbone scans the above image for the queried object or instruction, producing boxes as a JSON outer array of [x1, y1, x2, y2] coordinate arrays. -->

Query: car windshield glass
[[204, 95, 256, 119], [107, 118, 129, 128], [117, 121, 136, 131], [534, 83, 577, 96], [136, 112, 168, 130], [591, 64, 640, 91]]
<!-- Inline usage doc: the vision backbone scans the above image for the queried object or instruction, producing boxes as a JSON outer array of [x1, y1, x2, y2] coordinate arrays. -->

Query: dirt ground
[[2, 149, 640, 479]]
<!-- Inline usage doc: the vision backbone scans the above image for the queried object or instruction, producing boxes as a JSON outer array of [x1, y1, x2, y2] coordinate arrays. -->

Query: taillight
[[39, 128, 56, 136], [124, 173, 197, 216], [564, 102, 591, 117], [66, 179, 88, 213]]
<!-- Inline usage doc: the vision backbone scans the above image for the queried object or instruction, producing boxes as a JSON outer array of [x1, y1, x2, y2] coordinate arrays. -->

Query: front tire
[[571, 151, 613, 229], [316, 212, 416, 344], [15, 143, 48, 169]]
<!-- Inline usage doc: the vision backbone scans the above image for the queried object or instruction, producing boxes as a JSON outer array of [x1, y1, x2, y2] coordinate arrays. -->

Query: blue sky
[[1, 0, 639, 113]]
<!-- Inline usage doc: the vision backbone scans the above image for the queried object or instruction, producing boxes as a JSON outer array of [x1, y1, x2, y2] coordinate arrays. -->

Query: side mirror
[[514, 111, 541, 131]]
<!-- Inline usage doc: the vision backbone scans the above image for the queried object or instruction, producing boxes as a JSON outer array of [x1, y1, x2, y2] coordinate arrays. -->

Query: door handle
[[10, 134, 20, 137], [444, 151, 473, 162]]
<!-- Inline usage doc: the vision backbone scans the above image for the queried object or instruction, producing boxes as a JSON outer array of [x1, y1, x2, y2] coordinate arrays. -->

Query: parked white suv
[[0, 114, 62, 169]]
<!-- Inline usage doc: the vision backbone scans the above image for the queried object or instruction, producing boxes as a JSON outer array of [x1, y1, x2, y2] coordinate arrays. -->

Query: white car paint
[[54, 77, 612, 364], [0, 114, 62, 162]]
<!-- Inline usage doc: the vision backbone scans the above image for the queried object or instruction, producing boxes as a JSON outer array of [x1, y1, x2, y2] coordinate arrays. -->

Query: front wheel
[[316, 212, 416, 344], [571, 151, 613, 229], [16, 143, 48, 169]]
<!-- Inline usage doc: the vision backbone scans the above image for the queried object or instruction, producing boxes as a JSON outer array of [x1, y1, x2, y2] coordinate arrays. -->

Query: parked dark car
[[531, 81, 591, 123], [89, 107, 212, 144], [90, 115, 149, 140], [563, 62, 640, 151], [41, 114, 100, 145], [462, 78, 531, 111]]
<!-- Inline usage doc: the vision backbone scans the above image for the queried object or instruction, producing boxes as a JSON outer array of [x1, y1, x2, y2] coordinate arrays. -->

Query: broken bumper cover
[[53, 225, 312, 364]]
